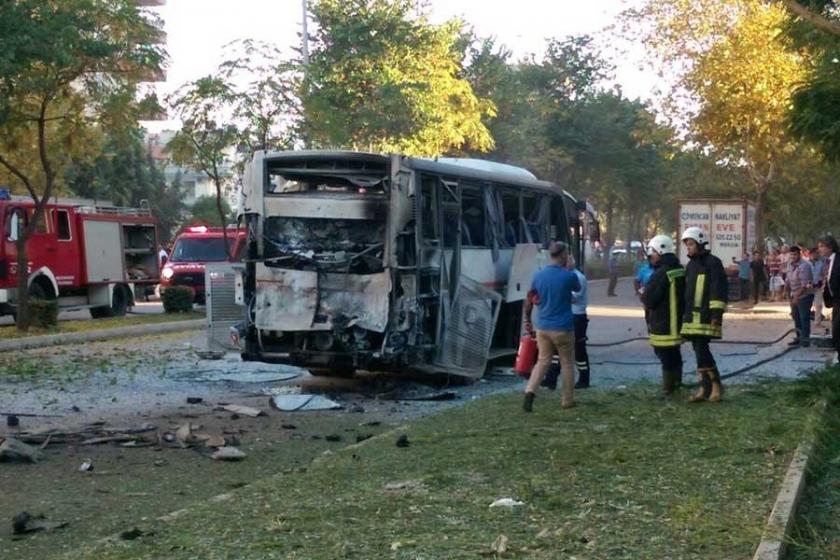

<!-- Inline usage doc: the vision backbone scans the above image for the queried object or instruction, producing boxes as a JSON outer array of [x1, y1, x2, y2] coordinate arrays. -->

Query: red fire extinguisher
[[514, 335, 538, 378]]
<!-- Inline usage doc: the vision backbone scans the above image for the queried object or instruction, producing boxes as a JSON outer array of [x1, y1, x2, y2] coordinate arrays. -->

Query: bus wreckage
[[233, 150, 597, 378]]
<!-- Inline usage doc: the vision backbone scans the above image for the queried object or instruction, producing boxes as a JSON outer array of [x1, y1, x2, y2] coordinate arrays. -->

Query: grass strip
[[785, 368, 840, 559], [65, 379, 825, 560], [0, 310, 204, 340]]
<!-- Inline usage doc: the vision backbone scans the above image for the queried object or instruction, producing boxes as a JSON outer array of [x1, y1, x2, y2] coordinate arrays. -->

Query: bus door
[[432, 178, 501, 378]]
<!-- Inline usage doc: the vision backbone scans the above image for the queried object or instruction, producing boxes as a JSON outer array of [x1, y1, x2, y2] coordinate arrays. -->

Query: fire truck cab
[[0, 191, 160, 318], [160, 225, 245, 304]]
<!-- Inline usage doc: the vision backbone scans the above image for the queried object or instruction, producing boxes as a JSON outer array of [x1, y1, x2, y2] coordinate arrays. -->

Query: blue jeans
[[792, 294, 815, 340]]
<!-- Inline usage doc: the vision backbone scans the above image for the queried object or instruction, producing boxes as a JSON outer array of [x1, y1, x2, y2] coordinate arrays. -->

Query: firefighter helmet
[[647, 234, 676, 256], [681, 226, 708, 246]]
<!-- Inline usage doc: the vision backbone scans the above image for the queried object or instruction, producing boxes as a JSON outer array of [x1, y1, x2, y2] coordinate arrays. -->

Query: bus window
[[461, 184, 486, 247], [523, 193, 548, 244], [550, 196, 567, 241], [500, 190, 520, 246], [420, 175, 439, 242]]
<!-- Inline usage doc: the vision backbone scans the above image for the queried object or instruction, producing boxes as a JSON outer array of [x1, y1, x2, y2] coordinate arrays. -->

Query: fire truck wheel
[[28, 282, 48, 300], [90, 285, 129, 319]]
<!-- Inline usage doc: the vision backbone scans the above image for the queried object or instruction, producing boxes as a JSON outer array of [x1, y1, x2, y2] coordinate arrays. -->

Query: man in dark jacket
[[641, 235, 685, 396], [818, 235, 840, 364], [680, 227, 728, 403]]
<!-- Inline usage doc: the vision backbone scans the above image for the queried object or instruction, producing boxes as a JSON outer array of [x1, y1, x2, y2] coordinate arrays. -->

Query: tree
[[190, 195, 232, 227], [217, 40, 300, 158], [781, 0, 840, 36], [64, 126, 186, 243], [625, 0, 808, 249], [167, 77, 238, 258], [0, 0, 164, 330], [302, 0, 495, 156]]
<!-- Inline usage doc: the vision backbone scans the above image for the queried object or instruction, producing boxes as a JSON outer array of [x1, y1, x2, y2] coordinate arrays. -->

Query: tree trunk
[[754, 184, 767, 255], [15, 234, 31, 331], [215, 178, 231, 260]]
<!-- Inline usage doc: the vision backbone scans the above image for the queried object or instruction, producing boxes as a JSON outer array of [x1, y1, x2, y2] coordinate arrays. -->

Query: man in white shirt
[[818, 235, 840, 363]]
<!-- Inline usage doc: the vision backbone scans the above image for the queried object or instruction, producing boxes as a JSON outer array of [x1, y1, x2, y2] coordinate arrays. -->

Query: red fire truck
[[0, 192, 160, 318], [160, 225, 245, 303]]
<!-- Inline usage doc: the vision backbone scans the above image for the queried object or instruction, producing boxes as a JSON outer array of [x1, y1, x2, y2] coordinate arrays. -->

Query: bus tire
[[90, 285, 129, 319]]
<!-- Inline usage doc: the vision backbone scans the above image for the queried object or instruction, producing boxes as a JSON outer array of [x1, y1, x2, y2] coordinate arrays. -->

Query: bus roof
[[261, 150, 564, 195]]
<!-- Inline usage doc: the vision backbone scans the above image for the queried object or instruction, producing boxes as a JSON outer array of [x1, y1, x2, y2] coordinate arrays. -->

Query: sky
[[144, 0, 652, 130]]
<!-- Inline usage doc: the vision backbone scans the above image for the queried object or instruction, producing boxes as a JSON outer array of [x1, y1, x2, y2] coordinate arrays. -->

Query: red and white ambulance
[[0, 191, 160, 318], [160, 225, 245, 303]]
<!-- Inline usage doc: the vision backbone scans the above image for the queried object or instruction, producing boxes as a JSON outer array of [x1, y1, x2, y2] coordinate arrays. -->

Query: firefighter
[[641, 235, 685, 396], [680, 226, 728, 403]]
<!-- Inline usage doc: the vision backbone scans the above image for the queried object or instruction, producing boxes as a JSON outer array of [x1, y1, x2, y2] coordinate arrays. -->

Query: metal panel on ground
[[83, 220, 124, 283], [206, 263, 245, 351]]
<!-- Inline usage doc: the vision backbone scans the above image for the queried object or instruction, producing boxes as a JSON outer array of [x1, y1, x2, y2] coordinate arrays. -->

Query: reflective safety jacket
[[641, 253, 685, 347], [681, 251, 727, 339]]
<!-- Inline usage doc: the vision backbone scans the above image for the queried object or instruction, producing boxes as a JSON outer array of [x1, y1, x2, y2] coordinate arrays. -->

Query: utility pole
[[301, 0, 310, 67]]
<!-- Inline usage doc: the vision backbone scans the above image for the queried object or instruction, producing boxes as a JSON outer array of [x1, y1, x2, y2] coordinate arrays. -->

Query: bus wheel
[[308, 367, 356, 378], [90, 285, 129, 319]]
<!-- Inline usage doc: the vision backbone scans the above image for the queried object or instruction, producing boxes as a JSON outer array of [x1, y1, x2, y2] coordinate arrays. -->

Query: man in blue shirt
[[523, 241, 581, 412]]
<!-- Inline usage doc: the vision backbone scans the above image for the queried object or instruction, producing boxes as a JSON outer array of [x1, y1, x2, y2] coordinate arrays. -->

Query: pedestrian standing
[[785, 246, 815, 347], [523, 242, 581, 412], [811, 249, 826, 327], [818, 235, 840, 364], [737, 253, 750, 301], [634, 251, 655, 297], [569, 256, 591, 389], [749, 251, 767, 305], [607, 252, 619, 297], [680, 227, 728, 403], [779, 245, 791, 281], [641, 235, 685, 396]]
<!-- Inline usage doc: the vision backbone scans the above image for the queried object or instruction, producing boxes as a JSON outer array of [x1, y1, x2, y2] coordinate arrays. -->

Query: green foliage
[[191, 195, 231, 227], [162, 286, 194, 313], [0, 0, 165, 331], [28, 299, 58, 329], [303, 0, 494, 156], [64, 126, 186, 243]]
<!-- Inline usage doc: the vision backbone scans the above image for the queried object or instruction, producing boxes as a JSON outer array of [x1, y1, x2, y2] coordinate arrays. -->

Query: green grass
[[0, 310, 204, 340], [67, 380, 824, 560], [787, 369, 840, 559]]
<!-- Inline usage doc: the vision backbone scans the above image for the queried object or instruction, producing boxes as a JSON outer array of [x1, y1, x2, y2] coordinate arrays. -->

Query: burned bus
[[235, 150, 594, 378]]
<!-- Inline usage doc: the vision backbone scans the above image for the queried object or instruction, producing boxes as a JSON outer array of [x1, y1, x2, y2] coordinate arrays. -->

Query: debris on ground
[[261, 385, 302, 397], [0, 437, 45, 463], [491, 534, 509, 554], [269, 394, 342, 412], [79, 459, 94, 472], [281, 423, 297, 430], [349, 404, 365, 413], [195, 350, 225, 360], [324, 434, 342, 442], [119, 527, 151, 540], [383, 480, 428, 493], [186, 397, 204, 404], [220, 404, 264, 418], [193, 370, 299, 384], [211, 447, 246, 461], [356, 433, 373, 443], [12, 512, 68, 535], [382, 391, 458, 402], [489, 498, 525, 508], [395, 434, 410, 448]]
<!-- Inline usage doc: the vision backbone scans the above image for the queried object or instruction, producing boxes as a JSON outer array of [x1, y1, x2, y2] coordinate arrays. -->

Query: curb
[[0, 319, 205, 353], [752, 400, 828, 560]]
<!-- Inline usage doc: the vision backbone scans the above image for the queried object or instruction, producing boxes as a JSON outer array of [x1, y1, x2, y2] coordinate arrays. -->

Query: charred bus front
[[237, 151, 590, 378]]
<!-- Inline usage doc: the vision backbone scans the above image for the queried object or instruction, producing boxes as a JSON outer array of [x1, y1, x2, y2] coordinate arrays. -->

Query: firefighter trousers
[[689, 337, 717, 369], [654, 346, 683, 373], [574, 314, 590, 385]]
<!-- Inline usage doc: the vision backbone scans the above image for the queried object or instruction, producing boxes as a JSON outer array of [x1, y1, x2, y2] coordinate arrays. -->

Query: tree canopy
[[302, 0, 495, 156]]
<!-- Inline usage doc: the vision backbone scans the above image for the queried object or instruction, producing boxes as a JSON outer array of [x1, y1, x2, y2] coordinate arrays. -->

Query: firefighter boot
[[688, 369, 712, 403], [523, 392, 535, 413], [708, 368, 724, 403], [673, 365, 683, 390]]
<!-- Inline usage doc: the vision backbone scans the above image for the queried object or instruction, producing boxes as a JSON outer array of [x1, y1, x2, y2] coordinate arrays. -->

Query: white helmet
[[681, 226, 709, 246], [647, 234, 676, 256]]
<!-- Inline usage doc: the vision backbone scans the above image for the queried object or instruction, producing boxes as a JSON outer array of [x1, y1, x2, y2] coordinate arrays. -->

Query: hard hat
[[681, 226, 708, 246], [647, 234, 676, 256]]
